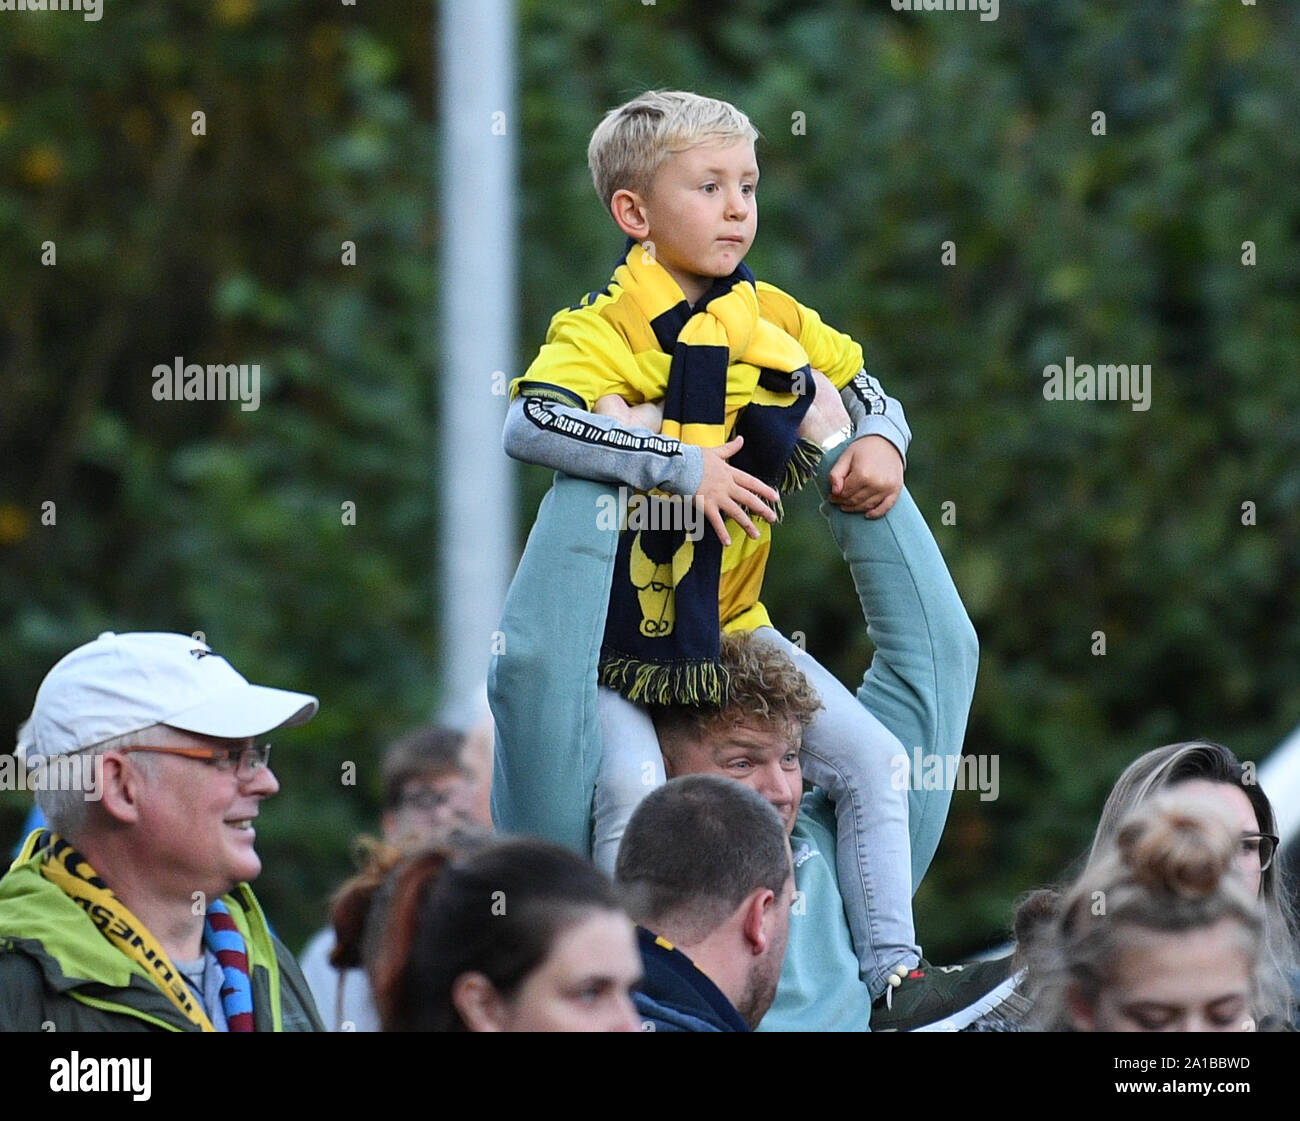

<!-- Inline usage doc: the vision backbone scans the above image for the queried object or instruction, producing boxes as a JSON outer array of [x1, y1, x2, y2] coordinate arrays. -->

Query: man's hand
[[698, 436, 779, 546], [797, 368, 851, 445], [594, 394, 665, 433], [828, 435, 904, 518]]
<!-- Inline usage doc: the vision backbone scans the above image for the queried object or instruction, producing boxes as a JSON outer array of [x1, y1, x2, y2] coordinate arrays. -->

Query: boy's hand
[[595, 396, 776, 546], [698, 436, 779, 546], [594, 394, 664, 433], [828, 436, 904, 518]]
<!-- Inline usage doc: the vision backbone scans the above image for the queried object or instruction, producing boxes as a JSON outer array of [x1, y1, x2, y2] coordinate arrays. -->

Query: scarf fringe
[[599, 652, 730, 707], [782, 437, 824, 495]]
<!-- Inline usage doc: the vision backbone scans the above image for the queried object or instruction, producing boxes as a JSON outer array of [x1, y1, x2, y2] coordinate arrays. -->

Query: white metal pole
[[437, 0, 517, 730]]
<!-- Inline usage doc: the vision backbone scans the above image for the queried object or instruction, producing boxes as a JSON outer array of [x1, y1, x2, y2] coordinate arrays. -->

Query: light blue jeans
[[492, 460, 977, 999], [590, 482, 978, 999], [594, 631, 920, 999]]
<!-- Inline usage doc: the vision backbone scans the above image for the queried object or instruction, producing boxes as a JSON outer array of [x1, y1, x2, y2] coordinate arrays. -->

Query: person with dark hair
[[299, 722, 491, 1030], [380, 724, 484, 844], [1028, 791, 1266, 1032], [1089, 740, 1296, 1025], [370, 837, 643, 1032], [615, 775, 793, 1031]]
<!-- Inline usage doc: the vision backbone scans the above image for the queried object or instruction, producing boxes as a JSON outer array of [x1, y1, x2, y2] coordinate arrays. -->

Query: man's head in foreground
[[615, 774, 794, 1029], [18, 631, 317, 901], [651, 631, 822, 835]]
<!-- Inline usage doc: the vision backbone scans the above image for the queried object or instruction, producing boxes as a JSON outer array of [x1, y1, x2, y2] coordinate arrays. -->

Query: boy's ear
[[609, 188, 651, 241]]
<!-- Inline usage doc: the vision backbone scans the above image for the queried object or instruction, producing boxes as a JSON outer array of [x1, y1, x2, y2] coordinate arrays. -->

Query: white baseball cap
[[15, 631, 319, 762]]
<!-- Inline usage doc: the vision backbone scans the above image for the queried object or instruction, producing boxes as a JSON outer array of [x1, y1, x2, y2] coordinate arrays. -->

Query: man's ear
[[451, 972, 509, 1032], [97, 753, 146, 826], [739, 887, 776, 956], [657, 738, 679, 779], [609, 188, 651, 241]]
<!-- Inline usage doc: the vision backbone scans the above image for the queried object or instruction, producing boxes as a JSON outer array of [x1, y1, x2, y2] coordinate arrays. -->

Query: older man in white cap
[[0, 632, 325, 1032]]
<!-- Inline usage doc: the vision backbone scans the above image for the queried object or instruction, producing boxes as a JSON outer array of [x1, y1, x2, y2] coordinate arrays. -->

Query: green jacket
[[0, 842, 324, 1032]]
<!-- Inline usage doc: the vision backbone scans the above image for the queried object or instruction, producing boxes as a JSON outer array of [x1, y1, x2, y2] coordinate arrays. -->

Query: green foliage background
[[2, 0, 1297, 958]]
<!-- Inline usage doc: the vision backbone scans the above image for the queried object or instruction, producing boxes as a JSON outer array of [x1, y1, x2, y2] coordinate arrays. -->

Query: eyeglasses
[[1241, 832, 1280, 872], [399, 789, 449, 811], [397, 786, 462, 812], [117, 743, 272, 782]]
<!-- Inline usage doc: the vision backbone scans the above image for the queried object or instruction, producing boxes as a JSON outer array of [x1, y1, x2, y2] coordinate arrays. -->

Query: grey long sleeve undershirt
[[840, 369, 912, 469], [502, 368, 911, 494]]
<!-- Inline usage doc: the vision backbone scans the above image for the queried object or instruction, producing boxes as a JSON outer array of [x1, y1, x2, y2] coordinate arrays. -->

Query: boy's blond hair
[[587, 90, 759, 212]]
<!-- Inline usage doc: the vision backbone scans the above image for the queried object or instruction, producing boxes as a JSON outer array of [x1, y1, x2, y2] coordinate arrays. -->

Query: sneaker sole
[[907, 970, 1025, 1033]]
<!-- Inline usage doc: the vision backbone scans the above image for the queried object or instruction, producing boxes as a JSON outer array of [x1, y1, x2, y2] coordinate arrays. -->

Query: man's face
[[737, 857, 795, 1029], [664, 715, 802, 835], [638, 139, 758, 305], [126, 730, 279, 900], [383, 769, 479, 850]]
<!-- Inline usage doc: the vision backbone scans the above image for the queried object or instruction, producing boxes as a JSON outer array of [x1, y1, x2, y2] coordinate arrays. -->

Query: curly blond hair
[[651, 631, 822, 756]]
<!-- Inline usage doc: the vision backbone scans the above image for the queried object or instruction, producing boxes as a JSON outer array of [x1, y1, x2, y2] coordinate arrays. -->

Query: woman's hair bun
[[1115, 792, 1238, 900]]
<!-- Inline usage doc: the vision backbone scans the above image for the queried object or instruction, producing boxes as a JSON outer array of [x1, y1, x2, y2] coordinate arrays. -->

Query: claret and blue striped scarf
[[596, 240, 821, 706]]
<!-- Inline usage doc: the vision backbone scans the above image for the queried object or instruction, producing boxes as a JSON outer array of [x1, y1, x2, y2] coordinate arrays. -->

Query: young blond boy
[[503, 91, 1003, 1027]]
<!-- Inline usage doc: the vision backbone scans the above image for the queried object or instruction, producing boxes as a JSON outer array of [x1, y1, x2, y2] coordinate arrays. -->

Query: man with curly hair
[[493, 452, 1020, 1028], [651, 625, 1018, 1031]]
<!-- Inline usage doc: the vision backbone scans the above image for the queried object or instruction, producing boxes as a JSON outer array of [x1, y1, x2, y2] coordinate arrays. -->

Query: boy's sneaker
[[870, 957, 1021, 1032]]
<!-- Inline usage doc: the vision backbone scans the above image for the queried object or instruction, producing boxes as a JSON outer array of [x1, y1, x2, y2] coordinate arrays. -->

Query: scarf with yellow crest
[[586, 240, 820, 706]]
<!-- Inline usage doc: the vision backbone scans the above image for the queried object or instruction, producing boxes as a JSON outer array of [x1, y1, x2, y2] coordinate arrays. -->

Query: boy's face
[[620, 139, 758, 305]]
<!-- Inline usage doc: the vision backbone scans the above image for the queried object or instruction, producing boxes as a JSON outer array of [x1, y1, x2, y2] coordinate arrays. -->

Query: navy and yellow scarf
[[598, 241, 820, 706]]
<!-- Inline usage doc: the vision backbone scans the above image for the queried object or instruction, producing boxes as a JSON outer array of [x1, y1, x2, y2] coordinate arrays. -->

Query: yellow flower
[[121, 108, 155, 149], [0, 504, 30, 546], [215, 0, 255, 25], [21, 146, 64, 187], [308, 23, 342, 62]]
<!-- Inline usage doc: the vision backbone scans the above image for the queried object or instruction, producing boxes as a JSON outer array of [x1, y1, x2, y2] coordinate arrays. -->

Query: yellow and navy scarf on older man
[[594, 240, 821, 706]]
